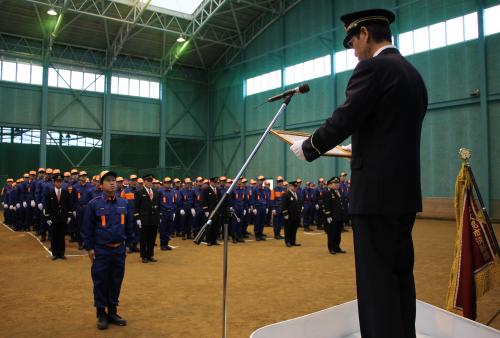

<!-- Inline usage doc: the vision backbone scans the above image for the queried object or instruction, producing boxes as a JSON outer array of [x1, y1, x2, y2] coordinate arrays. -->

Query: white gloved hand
[[72, 211, 76, 217], [3, 203, 7, 209], [205, 211, 209, 218], [172, 213, 176, 221], [253, 209, 257, 215], [23, 201, 27, 208], [67, 217, 71, 224], [315, 204, 320, 210], [243, 210, 247, 216], [16, 203, 21, 209], [180, 209, 186, 216], [9, 205, 14, 210], [266, 208, 269, 214], [341, 143, 352, 152], [272, 209, 276, 216], [136, 220, 142, 228], [229, 207, 234, 212], [30, 200, 36, 208], [47, 220, 52, 226], [290, 139, 306, 160], [38, 203, 43, 210], [284, 215, 289, 220], [13, 206, 16, 211], [301, 206, 304, 212], [191, 208, 196, 217], [327, 217, 333, 224]]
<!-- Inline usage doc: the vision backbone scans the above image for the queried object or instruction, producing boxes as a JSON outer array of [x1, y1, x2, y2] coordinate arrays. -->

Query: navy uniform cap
[[327, 176, 340, 184], [288, 180, 298, 186], [142, 174, 154, 181], [340, 9, 395, 48], [53, 173, 64, 181]]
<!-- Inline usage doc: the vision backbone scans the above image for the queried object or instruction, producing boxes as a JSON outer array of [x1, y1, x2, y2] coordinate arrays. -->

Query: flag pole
[[459, 148, 500, 255]]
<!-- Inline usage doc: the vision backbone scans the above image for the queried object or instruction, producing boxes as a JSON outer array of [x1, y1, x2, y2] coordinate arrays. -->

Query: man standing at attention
[[290, 9, 427, 338]]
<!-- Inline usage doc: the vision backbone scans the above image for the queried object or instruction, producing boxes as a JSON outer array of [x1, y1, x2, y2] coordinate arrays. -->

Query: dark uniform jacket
[[323, 188, 346, 223], [134, 187, 161, 226], [44, 188, 72, 224], [202, 185, 221, 216], [302, 48, 428, 214], [281, 190, 300, 222]]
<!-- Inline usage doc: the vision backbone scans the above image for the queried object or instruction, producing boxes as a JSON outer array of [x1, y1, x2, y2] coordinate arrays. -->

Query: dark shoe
[[142, 258, 149, 263], [165, 245, 172, 250], [237, 238, 245, 243], [212, 241, 221, 246], [41, 234, 47, 242], [293, 243, 301, 246], [242, 234, 250, 239], [317, 225, 324, 230], [336, 249, 346, 254], [96, 308, 108, 330], [160, 246, 168, 251], [261, 233, 267, 237], [207, 243, 213, 246], [232, 238, 238, 244], [274, 235, 281, 240], [182, 235, 187, 240], [329, 250, 336, 255], [148, 257, 157, 262], [52, 256, 58, 261], [60, 256, 67, 260], [108, 306, 127, 326], [187, 235, 193, 239], [286, 242, 292, 247], [304, 227, 312, 232]]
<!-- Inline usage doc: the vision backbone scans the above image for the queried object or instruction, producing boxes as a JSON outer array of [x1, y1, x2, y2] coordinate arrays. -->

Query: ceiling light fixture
[[177, 35, 186, 43], [47, 8, 58, 16]]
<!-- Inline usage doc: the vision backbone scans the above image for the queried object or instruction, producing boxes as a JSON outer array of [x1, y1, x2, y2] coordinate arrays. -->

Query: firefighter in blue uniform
[[115, 177, 124, 197], [1, 178, 14, 225], [301, 182, 315, 232], [17, 173, 31, 231], [180, 178, 195, 240], [192, 177, 205, 237], [270, 176, 286, 240], [72, 171, 93, 250], [314, 178, 326, 230], [26, 170, 37, 231], [172, 178, 183, 237], [240, 178, 250, 238], [229, 179, 246, 243], [264, 180, 272, 228], [70, 169, 79, 185], [34, 168, 46, 235], [81, 170, 133, 330], [120, 174, 139, 252], [252, 176, 269, 241], [158, 177, 176, 250]]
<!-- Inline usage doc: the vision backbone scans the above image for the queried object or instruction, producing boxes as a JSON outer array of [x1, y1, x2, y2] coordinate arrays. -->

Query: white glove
[[47, 220, 52, 226], [72, 211, 76, 217], [173, 213, 176, 221], [16, 203, 21, 209], [284, 215, 289, 220], [191, 208, 196, 217], [180, 209, 186, 216], [266, 208, 269, 214], [243, 210, 247, 216], [272, 209, 276, 216], [315, 204, 320, 210], [9, 205, 14, 210], [252, 209, 257, 215], [205, 211, 209, 218], [341, 143, 352, 152], [136, 220, 142, 228], [301, 206, 304, 212], [67, 217, 71, 224], [23, 201, 27, 208], [229, 206, 234, 212], [13, 206, 16, 211], [327, 217, 333, 224], [38, 203, 43, 210], [3, 203, 7, 209], [290, 139, 306, 160], [30, 200, 36, 208]]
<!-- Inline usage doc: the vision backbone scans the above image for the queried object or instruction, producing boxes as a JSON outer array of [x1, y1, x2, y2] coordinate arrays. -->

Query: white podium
[[250, 300, 500, 338]]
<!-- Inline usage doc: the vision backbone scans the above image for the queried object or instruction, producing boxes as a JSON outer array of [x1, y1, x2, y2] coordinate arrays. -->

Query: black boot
[[96, 308, 108, 330], [108, 305, 127, 326]]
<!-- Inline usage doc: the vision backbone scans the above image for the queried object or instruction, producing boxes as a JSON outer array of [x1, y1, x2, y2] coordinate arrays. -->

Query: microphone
[[266, 84, 310, 103]]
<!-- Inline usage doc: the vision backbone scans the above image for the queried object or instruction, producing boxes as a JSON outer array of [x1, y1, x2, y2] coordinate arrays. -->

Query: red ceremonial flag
[[446, 163, 500, 320]]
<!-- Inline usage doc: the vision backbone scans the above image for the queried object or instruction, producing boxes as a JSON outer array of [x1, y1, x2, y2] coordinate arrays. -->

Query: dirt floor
[[0, 216, 499, 338]]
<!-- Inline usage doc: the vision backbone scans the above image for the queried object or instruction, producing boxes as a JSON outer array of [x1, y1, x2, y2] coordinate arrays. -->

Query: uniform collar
[[104, 193, 117, 201], [373, 44, 397, 57]]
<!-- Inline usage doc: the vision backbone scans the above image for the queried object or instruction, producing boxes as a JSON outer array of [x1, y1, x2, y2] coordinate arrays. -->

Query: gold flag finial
[[459, 148, 471, 164]]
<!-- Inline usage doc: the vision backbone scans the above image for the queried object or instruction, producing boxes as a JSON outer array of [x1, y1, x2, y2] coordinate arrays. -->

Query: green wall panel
[[0, 83, 41, 126], [48, 90, 102, 130], [110, 96, 159, 134]]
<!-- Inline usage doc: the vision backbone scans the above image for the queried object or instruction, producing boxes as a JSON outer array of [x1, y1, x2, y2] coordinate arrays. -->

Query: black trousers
[[351, 213, 416, 338], [51, 221, 66, 257], [140, 225, 158, 258], [325, 220, 342, 252], [206, 216, 221, 244], [283, 219, 298, 245]]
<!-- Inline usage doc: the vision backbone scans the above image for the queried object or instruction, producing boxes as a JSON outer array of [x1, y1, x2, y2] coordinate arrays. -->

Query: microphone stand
[[193, 93, 295, 338]]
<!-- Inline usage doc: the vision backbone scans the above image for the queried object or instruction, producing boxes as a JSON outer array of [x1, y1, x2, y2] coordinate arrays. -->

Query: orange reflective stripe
[[120, 190, 126, 198], [120, 213, 124, 225], [172, 196, 175, 203], [101, 215, 106, 227], [163, 196, 166, 203], [77, 192, 81, 199]]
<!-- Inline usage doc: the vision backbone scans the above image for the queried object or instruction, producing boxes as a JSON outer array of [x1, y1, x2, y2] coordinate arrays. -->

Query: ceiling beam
[[107, 0, 151, 69]]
